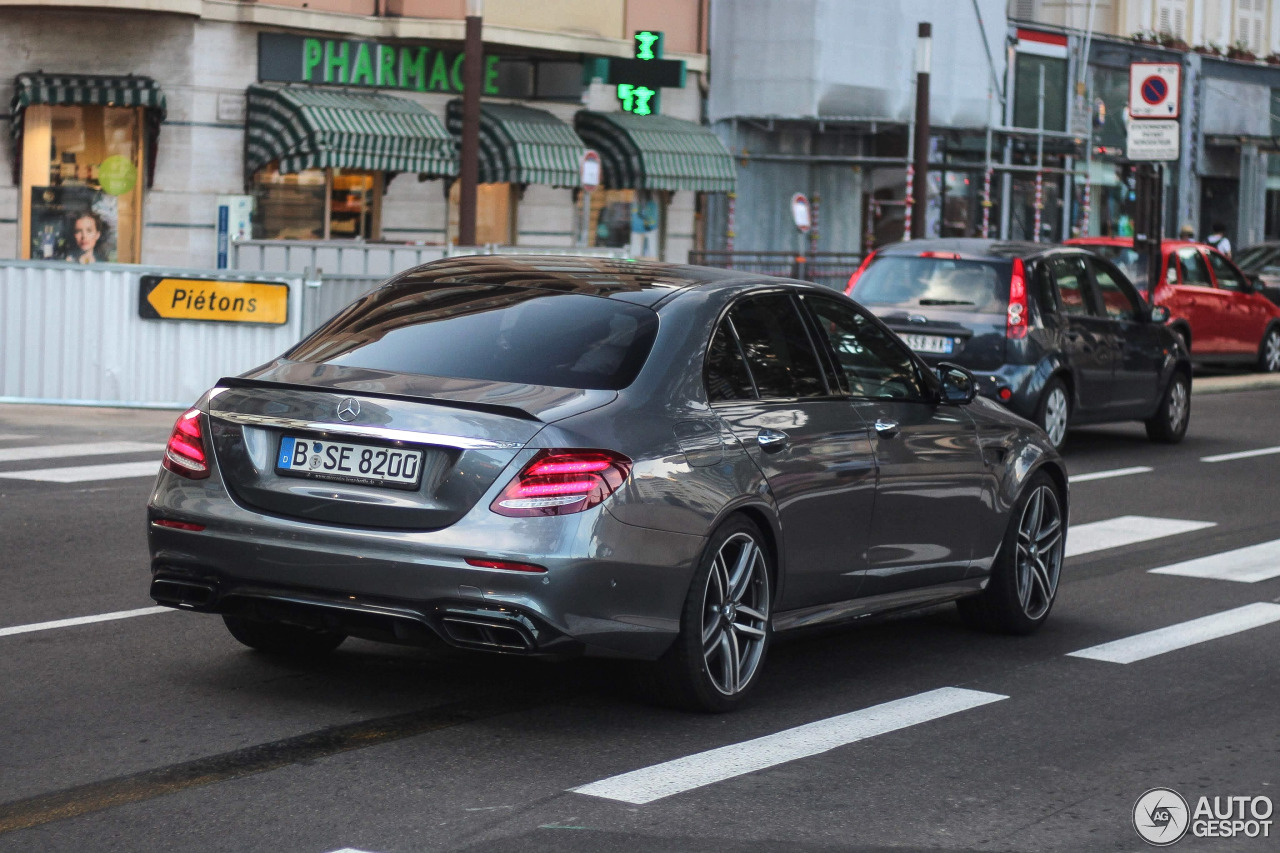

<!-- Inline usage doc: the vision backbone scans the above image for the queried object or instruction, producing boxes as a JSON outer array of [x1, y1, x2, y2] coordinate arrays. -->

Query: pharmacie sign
[[258, 33, 502, 95]]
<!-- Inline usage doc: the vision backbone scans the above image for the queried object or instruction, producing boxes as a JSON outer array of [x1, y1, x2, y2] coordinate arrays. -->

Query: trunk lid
[[206, 362, 615, 530]]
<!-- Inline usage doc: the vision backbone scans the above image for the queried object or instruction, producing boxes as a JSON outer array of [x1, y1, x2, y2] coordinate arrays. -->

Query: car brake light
[[919, 251, 963, 259], [491, 449, 631, 517], [1007, 258, 1029, 340], [845, 251, 877, 295], [163, 408, 210, 479]]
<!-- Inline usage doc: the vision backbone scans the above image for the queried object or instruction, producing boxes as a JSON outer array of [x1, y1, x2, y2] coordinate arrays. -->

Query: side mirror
[[1149, 304, 1170, 324], [936, 362, 977, 405], [1244, 275, 1261, 293]]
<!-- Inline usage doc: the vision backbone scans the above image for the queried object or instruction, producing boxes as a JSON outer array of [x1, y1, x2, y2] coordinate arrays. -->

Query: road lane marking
[[1065, 516, 1216, 559], [1067, 603, 1280, 664], [1201, 446, 1280, 463], [1149, 539, 1280, 583], [0, 607, 171, 638], [0, 461, 160, 483], [1068, 466, 1153, 483], [0, 434, 36, 441], [0, 441, 162, 463], [570, 687, 1007, 805]]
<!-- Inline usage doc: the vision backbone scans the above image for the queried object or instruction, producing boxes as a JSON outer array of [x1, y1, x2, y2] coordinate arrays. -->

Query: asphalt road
[[1, 385, 1278, 853]]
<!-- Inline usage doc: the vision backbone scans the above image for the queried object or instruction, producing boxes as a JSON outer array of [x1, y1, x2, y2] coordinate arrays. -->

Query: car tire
[[222, 614, 346, 657], [1144, 372, 1190, 444], [1034, 378, 1070, 451], [957, 471, 1064, 636], [649, 515, 773, 713], [1258, 326, 1280, 373]]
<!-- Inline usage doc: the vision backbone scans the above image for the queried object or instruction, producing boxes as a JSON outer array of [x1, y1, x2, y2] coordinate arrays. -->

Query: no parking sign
[[1129, 63, 1180, 118]]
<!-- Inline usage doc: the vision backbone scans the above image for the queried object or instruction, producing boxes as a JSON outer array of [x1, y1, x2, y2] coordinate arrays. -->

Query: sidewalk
[[1192, 372, 1280, 396]]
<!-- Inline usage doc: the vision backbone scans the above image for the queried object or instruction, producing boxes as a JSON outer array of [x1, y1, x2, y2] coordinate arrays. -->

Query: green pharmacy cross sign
[[608, 31, 686, 117]]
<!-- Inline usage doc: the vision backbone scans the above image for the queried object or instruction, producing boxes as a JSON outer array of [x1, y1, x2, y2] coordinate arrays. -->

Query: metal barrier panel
[[0, 261, 303, 408], [232, 240, 627, 278]]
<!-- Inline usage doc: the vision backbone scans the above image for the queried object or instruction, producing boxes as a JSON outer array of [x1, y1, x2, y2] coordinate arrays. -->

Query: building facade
[[1, 0, 730, 269]]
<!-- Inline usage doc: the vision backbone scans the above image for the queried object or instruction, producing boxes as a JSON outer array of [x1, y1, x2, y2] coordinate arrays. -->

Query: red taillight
[[163, 408, 210, 479], [1006, 258, 1029, 340], [919, 251, 963, 259], [845, 251, 877, 295], [465, 558, 547, 573], [152, 518, 206, 532], [490, 449, 631, 517]]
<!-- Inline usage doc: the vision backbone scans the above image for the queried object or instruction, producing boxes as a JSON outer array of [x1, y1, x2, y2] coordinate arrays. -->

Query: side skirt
[[771, 578, 987, 634]]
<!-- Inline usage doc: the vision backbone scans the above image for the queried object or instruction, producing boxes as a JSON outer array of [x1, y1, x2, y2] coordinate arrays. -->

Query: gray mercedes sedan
[[148, 256, 1068, 712]]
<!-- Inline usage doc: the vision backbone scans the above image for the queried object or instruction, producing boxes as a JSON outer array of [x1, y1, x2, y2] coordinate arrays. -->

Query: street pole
[[458, 0, 483, 247], [911, 22, 932, 240]]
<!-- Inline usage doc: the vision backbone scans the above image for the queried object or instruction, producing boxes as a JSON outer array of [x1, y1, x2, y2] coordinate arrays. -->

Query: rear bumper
[[962, 363, 1044, 420], [147, 473, 706, 661]]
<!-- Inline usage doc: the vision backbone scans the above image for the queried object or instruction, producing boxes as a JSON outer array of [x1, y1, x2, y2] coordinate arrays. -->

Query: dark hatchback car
[[1230, 242, 1280, 307], [846, 239, 1192, 449], [149, 256, 1068, 712]]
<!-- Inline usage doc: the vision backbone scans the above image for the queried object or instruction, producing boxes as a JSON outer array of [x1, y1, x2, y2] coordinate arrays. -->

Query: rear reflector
[[1006, 258, 1029, 340], [491, 449, 632, 517], [845, 251, 877, 295], [163, 408, 210, 479], [153, 518, 206, 532], [465, 558, 547, 573], [998, 387, 1013, 401]]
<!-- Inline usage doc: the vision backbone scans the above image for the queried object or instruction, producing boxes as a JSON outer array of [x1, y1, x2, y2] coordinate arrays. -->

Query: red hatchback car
[[1069, 238, 1280, 372]]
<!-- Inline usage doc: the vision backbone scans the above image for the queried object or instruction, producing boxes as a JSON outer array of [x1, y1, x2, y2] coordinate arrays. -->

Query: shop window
[[251, 164, 381, 240], [587, 189, 665, 258], [1013, 54, 1067, 133], [20, 105, 144, 263], [447, 183, 516, 245]]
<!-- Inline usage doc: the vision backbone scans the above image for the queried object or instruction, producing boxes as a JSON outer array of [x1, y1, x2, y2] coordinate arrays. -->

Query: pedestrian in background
[[1207, 222, 1232, 257], [1179, 223, 1195, 240]]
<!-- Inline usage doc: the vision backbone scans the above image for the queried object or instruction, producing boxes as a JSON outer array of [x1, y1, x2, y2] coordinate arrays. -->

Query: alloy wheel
[[1042, 387, 1069, 447], [1265, 329, 1280, 373], [1015, 485, 1063, 621], [701, 532, 770, 696], [1167, 378, 1189, 432]]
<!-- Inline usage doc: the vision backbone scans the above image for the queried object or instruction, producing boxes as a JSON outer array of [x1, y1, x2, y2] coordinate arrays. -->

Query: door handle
[[873, 418, 900, 438], [756, 428, 790, 454]]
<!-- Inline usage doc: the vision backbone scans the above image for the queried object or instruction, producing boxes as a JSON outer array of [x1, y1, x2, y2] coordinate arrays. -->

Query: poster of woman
[[28, 186, 119, 263]]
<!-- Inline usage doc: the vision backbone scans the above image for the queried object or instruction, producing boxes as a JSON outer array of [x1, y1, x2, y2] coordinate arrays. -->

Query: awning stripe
[[246, 85, 457, 177], [9, 72, 167, 187], [573, 110, 735, 193], [446, 100, 584, 187]]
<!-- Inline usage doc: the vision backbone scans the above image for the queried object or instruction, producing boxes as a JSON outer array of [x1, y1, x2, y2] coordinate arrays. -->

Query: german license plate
[[275, 436, 423, 490], [901, 334, 955, 354]]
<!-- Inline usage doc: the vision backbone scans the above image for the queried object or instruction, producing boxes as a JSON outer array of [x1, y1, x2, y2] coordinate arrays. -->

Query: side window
[[1048, 256, 1094, 316], [728, 293, 828, 399], [1178, 249, 1212, 286], [704, 322, 756, 402], [1206, 251, 1245, 291], [1089, 259, 1139, 320], [801, 295, 929, 401]]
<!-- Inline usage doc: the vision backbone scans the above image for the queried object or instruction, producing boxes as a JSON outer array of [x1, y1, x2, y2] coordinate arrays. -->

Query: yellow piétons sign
[[138, 276, 289, 325]]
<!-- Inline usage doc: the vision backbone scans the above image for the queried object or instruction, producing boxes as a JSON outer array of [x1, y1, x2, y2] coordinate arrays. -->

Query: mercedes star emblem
[[336, 398, 360, 422]]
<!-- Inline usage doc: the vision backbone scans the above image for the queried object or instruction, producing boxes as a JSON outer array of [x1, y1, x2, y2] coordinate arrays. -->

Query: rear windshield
[[853, 256, 1010, 314], [287, 284, 659, 391]]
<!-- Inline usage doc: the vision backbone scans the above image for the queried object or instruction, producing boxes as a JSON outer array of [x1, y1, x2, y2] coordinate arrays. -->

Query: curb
[[1192, 373, 1280, 396]]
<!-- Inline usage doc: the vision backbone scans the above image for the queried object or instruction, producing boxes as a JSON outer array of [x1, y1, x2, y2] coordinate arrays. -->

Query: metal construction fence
[[233, 240, 628, 277], [687, 251, 863, 292], [1, 247, 635, 408]]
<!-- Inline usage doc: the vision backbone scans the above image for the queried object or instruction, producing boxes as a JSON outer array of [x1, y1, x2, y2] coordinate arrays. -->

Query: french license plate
[[275, 436, 423, 490], [901, 334, 955, 354]]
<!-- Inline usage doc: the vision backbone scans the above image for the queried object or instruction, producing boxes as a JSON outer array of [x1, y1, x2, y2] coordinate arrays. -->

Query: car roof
[[875, 238, 1068, 261], [391, 255, 777, 307], [1068, 237, 1210, 251]]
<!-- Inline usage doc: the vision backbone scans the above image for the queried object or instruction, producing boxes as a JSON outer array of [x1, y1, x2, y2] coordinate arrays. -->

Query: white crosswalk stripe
[[1149, 539, 1280, 583], [0, 441, 162, 463], [1067, 603, 1280, 664], [1068, 466, 1153, 483], [0, 461, 160, 483], [0, 606, 171, 638], [571, 687, 1007, 804], [1201, 445, 1280, 463], [1065, 516, 1216, 558]]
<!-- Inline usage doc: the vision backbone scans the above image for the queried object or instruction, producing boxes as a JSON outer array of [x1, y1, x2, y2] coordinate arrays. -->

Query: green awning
[[446, 100, 585, 187], [574, 111, 735, 193], [10, 72, 167, 186], [246, 85, 457, 177]]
